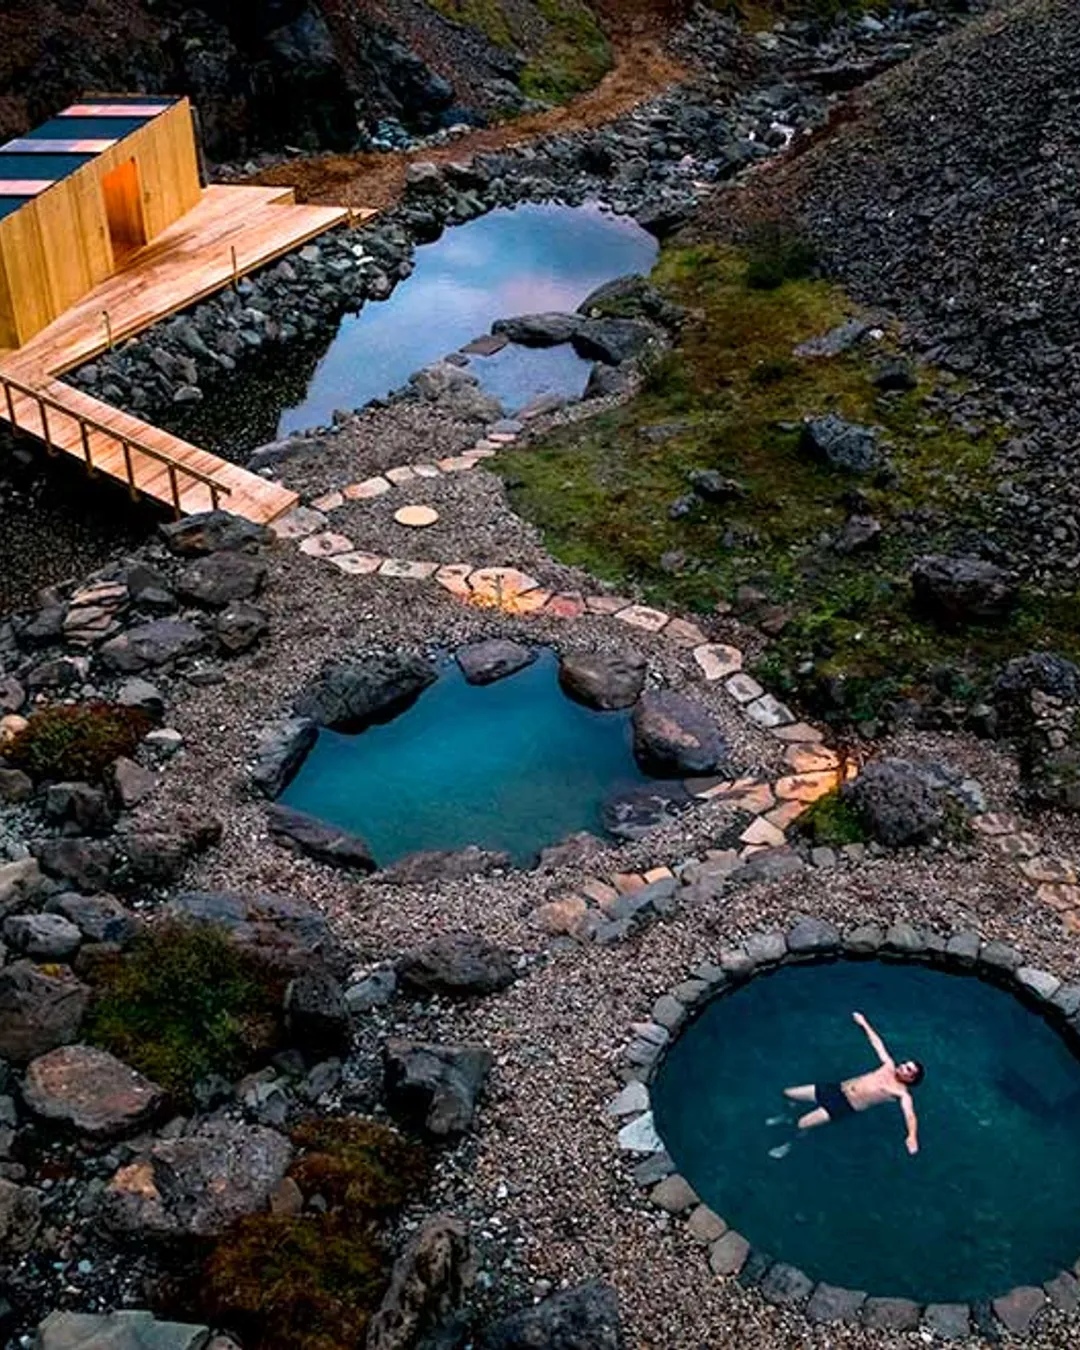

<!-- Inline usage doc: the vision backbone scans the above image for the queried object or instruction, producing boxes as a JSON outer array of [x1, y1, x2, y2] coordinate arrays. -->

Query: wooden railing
[[0, 369, 231, 514]]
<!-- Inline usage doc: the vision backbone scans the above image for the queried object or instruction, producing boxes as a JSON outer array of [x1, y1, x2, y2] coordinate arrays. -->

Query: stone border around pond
[[611, 923, 1080, 1340]]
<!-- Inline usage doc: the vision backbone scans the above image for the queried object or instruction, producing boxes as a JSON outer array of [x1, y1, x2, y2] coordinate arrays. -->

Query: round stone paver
[[394, 505, 440, 528]]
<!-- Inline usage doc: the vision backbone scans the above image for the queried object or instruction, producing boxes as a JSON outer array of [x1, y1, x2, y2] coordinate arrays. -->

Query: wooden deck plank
[[0, 179, 363, 523]]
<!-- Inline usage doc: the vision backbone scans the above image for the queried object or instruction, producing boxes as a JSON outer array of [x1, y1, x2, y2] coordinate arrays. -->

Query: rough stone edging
[[609, 923, 1080, 1340]]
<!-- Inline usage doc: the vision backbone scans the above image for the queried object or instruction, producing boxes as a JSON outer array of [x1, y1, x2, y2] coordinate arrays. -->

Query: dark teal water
[[279, 650, 651, 866], [653, 960, 1080, 1302], [277, 202, 657, 434]]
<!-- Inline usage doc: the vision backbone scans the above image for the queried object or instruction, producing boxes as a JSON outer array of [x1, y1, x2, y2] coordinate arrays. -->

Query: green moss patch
[[498, 242, 1080, 724], [86, 921, 282, 1101], [798, 789, 866, 847], [203, 1118, 429, 1350]]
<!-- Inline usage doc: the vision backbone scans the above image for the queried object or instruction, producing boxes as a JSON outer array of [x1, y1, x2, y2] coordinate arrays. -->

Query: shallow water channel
[[279, 648, 653, 867], [278, 200, 658, 434]]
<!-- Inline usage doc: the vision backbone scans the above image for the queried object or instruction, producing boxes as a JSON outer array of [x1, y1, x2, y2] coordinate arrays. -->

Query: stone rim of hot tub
[[611, 920, 1080, 1340]]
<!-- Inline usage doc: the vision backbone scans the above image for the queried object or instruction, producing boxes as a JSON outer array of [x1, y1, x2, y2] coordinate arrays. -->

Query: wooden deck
[[0, 183, 368, 523]]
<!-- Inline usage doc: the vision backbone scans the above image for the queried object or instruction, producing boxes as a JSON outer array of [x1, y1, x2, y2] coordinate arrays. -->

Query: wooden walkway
[[0, 184, 366, 523]]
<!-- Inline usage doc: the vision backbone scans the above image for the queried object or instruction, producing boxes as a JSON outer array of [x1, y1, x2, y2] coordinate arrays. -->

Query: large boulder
[[295, 654, 437, 730], [577, 275, 683, 329], [378, 847, 511, 885], [22, 1045, 164, 1139], [800, 415, 881, 475], [0, 857, 46, 918], [34, 837, 117, 892], [559, 652, 646, 711], [46, 892, 139, 945], [366, 1214, 473, 1350], [160, 511, 270, 557], [265, 804, 376, 872], [384, 1041, 493, 1138], [0, 961, 90, 1064], [3, 913, 82, 961], [250, 717, 318, 798], [631, 691, 733, 776], [115, 813, 223, 886], [455, 640, 536, 686], [492, 313, 583, 347], [842, 759, 945, 848], [911, 555, 1016, 625], [177, 552, 268, 610], [396, 933, 517, 998], [993, 653, 1080, 738], [102, 1120, 292, 1238], [100, 619, 207, 672], [167, 890, 341, 975], [33, 1311, 213, 1350], [482, 1281, 622, 1350], [284, 968, 351, 1059], [572, 318, 656, 365]]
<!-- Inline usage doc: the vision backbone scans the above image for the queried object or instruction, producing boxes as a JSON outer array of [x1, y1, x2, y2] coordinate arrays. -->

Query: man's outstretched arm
[[901, 1094, 919, 1155], [852, 1011, 894, 1067]]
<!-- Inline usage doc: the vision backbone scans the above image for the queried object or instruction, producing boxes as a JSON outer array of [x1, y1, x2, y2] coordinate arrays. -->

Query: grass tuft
[[6, 702, 150, 784]]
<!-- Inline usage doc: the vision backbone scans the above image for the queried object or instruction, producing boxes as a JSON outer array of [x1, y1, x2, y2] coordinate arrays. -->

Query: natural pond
[[652, 959, 1080, 1304], [277, 200, 658, 434], [278, 648, 653, 867]]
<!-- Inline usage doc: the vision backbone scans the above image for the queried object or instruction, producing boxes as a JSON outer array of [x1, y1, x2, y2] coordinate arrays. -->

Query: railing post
[[103, 310, 114, 351], [79, 420, 95, 474], [167, 465, 181, 516], [3, 379, 15, 427], [120, 438, 138, 500], [37, 397, 55, 455], [231, 246, 239, 292]]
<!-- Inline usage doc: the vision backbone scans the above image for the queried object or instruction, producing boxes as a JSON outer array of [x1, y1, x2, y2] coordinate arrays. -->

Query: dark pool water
[[652, 960, 1080, 1303], [276, 201, 657, 435], [278, 649, 651, 867]]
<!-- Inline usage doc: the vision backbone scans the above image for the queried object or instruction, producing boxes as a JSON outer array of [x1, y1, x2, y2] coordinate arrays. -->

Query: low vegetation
[[498, 240, 1080, 725], [798, 789, 866, 847], [5, 701, 150, 784], [86, 922, 282, 1100], [203, 1118, 429, 1350]]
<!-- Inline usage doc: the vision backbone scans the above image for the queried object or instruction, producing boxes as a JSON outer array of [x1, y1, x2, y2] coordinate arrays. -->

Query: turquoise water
[[653, 960, 1080, 1302], [279, 650, 651, 866], [277, 202, 657, 434]]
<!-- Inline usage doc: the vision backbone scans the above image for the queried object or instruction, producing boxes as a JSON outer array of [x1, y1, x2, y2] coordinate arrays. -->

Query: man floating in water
[[770, 1012, 923, 1158]]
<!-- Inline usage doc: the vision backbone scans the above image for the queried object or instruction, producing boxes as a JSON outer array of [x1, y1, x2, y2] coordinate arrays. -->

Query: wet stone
[[745, 931, 787, 966], [884, 921, 925, 955], [1044, 1270, 1080, 1313], [979, 940, 1022, 973], [844, 924, 884, 953], [992, 1286, 1046, 1336], [1016, 967, 1061, 1001], [945, 930, 981, 965], [686, 1204, 726, 1244], [650, 994, 686, 1032], [807, 1284, 867, 1324], [709, 1231, 750, 1276], [607, 1081, 649, 1117], [787, 916, 841, 955], [617, 1110, 661, 1153], [1050, 984, 1080, 1018], [650, 1174, 697, 1213], [760, 1263, 814, 1308], [862, 1297, 921, 1331], [923, 1303, 971, 1340], [633, 1150, 673, 1187]]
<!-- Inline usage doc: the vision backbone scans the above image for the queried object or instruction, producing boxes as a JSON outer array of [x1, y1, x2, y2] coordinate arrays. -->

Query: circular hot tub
[[651, 957, 1080, 1305]]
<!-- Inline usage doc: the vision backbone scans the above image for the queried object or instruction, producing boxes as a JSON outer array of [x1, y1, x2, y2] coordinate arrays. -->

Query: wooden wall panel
[[0, 234, 18, 350], [0, 205, 53, 344]]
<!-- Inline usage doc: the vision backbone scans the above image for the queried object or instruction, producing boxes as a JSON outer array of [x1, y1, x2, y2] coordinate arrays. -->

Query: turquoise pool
[[652, 959, 1080, 1302], [279, 649, 651, 866]]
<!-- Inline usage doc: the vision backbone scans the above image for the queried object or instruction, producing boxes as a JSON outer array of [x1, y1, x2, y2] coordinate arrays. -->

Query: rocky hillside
[[0, 0, 626, 161]]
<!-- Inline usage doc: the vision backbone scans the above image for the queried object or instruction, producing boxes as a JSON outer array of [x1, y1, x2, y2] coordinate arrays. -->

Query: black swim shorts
[[815, 1081, 854, 1121]]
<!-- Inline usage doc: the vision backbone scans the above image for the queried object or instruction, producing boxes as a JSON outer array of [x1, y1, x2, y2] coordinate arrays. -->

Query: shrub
[[744, 222, 818, 291], [203, 1118, 429, 1350], [85, 921, 281, 1100], [5, 701, 150, 784]]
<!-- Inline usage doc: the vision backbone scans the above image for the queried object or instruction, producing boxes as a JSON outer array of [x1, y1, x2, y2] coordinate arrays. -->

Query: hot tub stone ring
[[611, 919, 1080, 1339]]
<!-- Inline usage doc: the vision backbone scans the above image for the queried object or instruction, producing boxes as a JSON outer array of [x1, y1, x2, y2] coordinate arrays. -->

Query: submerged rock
[[482, 1280, 623, 1350], [455, 639, 536, 685], [265, 803, 376, 872], [295, 653, 436, 731], [384, 1040, 493, 1138], [559, 652, 646, 710], [397, 932, 517, 998], [602, 783, 692, 841], [631, 691, 733, 776]]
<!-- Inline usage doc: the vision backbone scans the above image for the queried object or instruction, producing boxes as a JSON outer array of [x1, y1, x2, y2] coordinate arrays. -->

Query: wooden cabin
[[0, 96, 202, 349]]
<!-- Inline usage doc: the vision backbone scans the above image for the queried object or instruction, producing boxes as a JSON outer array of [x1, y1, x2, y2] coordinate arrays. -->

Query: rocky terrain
[[9, 1, 1080, 1348]]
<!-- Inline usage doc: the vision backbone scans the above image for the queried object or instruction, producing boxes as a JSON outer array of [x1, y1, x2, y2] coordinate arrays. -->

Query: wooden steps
[[0, 181, 368, 523]]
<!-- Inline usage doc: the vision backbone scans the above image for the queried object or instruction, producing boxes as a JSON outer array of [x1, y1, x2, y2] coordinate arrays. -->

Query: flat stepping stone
[[270, 506, 325, 540], [328, 551, 383, 575], [615, 604, 670, 633], [310, 490, 344, 513], [394, 505, 440, 528], [469, 568, 541, 603], [412, 462, 442, 478], [386, 465, 417, 485], [435, 564, 474, 598], [344, 476, 391, 500], [299, 532, 354, 558], [694, 643, 743, 680], [378, 559, 439, 580]]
